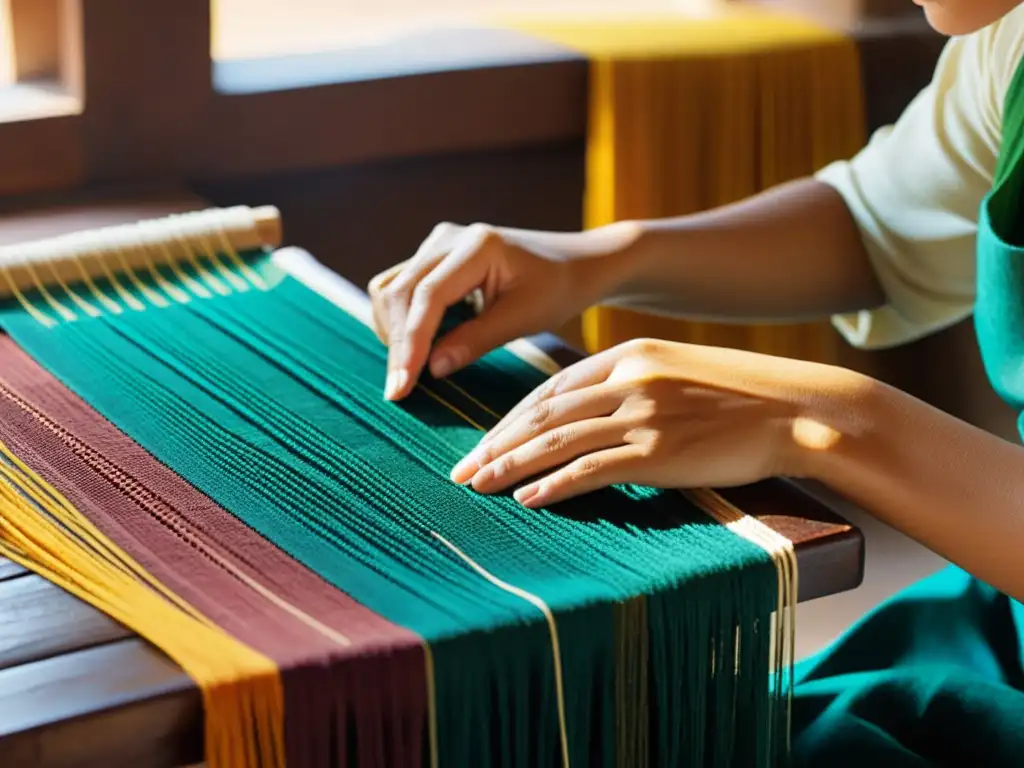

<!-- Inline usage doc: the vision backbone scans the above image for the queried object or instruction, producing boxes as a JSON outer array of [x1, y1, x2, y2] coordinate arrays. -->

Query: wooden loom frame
[[0, 198, 863, 765]]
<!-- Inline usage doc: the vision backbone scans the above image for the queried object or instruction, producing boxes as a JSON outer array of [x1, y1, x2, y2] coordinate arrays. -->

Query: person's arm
[[800, 378, 1024, 602], [784, 16, 1024, 600], [600, 177, 884, 322], [602, 26, 1003, 348]]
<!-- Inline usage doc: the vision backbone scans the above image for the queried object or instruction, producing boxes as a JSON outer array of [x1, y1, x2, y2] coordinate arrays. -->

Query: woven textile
[[0, 252, 788, 767]]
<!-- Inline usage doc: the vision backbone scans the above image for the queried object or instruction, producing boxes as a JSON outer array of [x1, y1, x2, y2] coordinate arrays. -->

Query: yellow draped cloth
[[505, 8, 866, 362]]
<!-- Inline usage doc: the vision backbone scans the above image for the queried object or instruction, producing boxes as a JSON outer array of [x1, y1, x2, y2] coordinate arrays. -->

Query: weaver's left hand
[[450, 338, 868, 507]]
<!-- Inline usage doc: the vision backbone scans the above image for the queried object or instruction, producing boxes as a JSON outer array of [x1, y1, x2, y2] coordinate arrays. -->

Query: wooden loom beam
[[0, 204, 281, 301]]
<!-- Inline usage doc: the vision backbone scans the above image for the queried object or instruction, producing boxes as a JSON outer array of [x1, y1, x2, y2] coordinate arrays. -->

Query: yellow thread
[[0, 439, 285, 768], [687, 487, 797, 755], [424, 642, 440, 768], [132, 237, 192, 304], [198, 233, 250, 293], [168, 221, 231, 297], [416, 384, 488, 432], [0, 380, 351, 647], [432, 532, 571, 768], [0, 266, 55, 328], [0, 447, 210, 625], [70, 255, 124, 315], [20, 260, 76, 322], [111, 244, 170, 308], [90, 249, 146, 312], [42, 261, 102, 319], [215, 228, 269, 291], [155, 239, 213, 300], [438, 377, 503, 421]]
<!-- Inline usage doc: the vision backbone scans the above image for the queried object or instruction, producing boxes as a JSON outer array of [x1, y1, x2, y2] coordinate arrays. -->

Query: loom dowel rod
[[0, 205, 283, 302]]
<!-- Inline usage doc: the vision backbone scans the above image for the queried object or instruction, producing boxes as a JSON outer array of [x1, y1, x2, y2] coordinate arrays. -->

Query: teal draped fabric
[[789, 51, 1024, 768]]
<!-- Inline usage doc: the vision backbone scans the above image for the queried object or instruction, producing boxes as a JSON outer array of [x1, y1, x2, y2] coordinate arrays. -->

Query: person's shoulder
[[983, 6, 1024, 98]]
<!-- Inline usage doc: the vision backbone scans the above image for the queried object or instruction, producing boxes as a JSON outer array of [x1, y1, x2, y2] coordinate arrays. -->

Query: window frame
[[0, 0, 938, 200]]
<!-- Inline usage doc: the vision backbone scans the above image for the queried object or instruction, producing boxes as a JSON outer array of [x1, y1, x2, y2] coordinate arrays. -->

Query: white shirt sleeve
[[823, 12, 1024, 349]]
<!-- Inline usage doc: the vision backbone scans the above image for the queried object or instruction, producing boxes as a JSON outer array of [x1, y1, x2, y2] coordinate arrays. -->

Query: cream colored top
[[821, 7, 1024, 349]]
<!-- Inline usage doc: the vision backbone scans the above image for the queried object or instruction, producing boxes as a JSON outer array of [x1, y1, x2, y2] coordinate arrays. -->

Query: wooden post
[[72, 0, 212, 180], [9, 0, 60, 81]]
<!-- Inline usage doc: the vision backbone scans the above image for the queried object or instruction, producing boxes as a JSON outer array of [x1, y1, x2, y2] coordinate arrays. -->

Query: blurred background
[[0, 0, 1003, 659]]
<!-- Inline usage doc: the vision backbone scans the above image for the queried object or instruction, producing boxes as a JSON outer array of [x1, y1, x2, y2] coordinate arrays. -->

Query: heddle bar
[[0, 205, 282, 302]]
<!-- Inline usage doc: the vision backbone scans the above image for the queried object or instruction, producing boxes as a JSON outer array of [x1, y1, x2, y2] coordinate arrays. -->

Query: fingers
[[475, 348, 622, 448], [427, 290, 529, 380], [513, 444, 650, 508], [374, 224, 508, 401], [450, 383, 625, 484], [377, 225, 458, 399], [427, 276, 572, 379], [470, 417, 627, 494], [367, 263, 403, 344], [393, 227, 499, 394]]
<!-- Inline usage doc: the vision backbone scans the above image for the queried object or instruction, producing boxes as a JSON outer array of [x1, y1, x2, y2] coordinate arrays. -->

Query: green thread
[[1, 251, 786, 766]]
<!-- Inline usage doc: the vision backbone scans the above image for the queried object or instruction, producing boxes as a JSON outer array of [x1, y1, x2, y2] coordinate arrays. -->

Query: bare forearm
[[604, 178, 886, 322], [802, 377, 1024, 602]]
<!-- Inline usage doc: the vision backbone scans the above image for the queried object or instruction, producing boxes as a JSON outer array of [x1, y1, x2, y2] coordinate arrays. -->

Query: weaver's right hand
[[369, 221, 639, 401]]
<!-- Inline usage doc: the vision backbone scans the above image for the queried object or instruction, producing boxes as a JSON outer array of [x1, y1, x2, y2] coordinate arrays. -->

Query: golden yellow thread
[[132, 237, 192, 304], [20, 260, 76, 322], [438, 377, 503, 421], [416, 383, 489, 432], [0, 266, 55, 328], [198, 233, 250, 293], [0, 447, 209, 624], [42, 261, 102, 319], [154, 239, 213, 300], [432, 532, 571, 768], [111, 244, 170, 308], [0, 439, 285, 768], [1, 379, 353, 648], [70, 255, 124, 315], [168, 221, 231, 297], [90, 249, 146, 312], [215, 227, 269, 291], [424, 642, 440, 768], [687, 487, 797, 753]]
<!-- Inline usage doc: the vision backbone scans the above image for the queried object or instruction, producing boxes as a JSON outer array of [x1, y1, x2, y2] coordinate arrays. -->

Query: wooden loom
[[0, 200, 864, 767]]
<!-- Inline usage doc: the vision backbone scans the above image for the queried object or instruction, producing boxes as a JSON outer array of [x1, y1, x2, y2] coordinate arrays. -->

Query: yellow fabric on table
[[504, 9, 866, 361]]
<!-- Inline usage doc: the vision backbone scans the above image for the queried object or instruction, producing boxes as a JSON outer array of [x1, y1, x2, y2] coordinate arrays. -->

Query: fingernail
[[470, 464, 495, 491], [450, 453, 480, 484], [431, 347, 465, 379], [514, 483, 542, 508], [385, 368, 409, 401]]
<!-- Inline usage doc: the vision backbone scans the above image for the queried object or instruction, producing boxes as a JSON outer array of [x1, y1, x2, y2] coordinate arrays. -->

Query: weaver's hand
[[450, 338, 870, 507], [369, 221, 640, 401]]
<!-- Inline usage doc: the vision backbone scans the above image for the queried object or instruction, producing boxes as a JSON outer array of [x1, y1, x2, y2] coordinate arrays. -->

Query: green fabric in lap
[[0, 254, 783, 767]]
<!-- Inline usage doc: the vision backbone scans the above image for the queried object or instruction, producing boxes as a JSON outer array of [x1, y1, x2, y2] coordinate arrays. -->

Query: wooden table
[[0, 201, 865, 768]]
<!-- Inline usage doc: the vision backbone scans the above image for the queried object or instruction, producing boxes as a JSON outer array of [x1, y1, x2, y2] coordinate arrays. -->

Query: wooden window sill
[[213, 25, 581, 95], [0, 79, 80, 124]]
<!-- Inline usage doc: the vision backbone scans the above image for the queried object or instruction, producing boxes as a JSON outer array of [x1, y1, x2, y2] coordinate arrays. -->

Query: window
[[211, 0, 685, 61], [0, 0, 79, 123], [0, 0, 933, 202]]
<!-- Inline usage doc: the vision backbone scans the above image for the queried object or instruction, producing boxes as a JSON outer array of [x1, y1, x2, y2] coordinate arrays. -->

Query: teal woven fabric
[[1, 256, 782, 767], [785, 48, 1024, 768]]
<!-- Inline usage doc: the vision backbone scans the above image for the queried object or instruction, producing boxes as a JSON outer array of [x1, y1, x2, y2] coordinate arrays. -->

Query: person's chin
[[918, 7, 973, 36], [917, 3, 1000, 36]]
